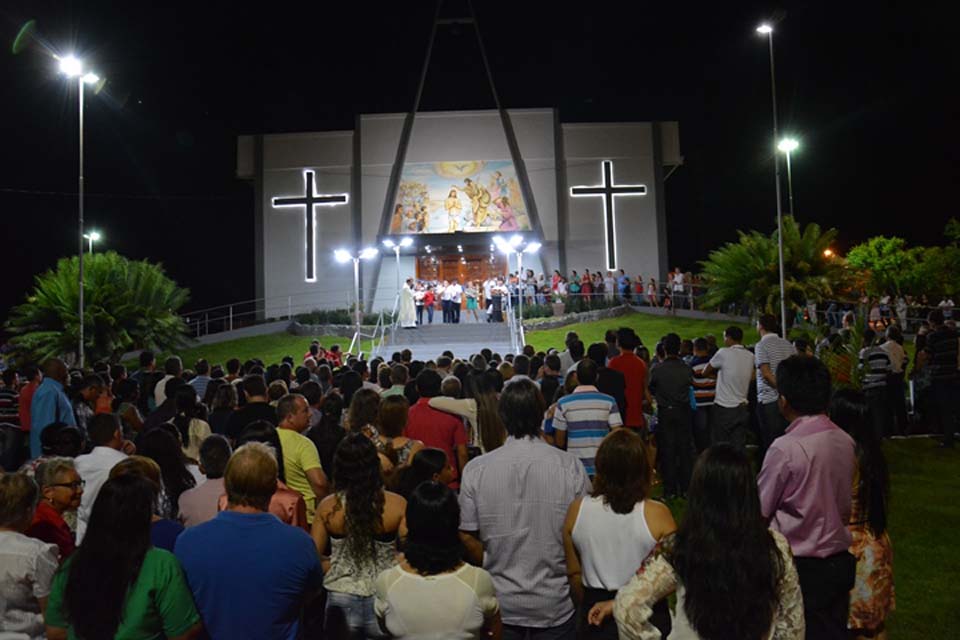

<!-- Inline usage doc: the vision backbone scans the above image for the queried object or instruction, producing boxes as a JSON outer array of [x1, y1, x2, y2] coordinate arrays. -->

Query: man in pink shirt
[[405, 369, 468, 488], [758, 355, 856, 640], [178, 435, 232, 527]]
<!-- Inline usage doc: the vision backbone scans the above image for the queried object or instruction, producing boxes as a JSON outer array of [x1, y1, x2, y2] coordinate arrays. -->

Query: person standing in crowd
[[588, 444, 804, 640], [754, 314, 797, 463], [406, 369, 468, 489], [880, 325, 909, 437], [451, 278, 463, 323], [30, 359, 76, 459], [176, 442, 320, 639], [0, 472, 59, 640], [171, 385, 212, 462], [74, 414, 128, 543], [460, 378, 590, 640], [758, 355, 856, 640], [830, 390, 896, 639], [225, 374, 277, 441], [859, 329, 893, 440], [313, 433, 407, 639], [375, 481, 502, 639], [608, 328, 651, 431], [703, 326, 755, 452], [689, 338, 717, 453], [552, 359, 623, 476], [374, 395, 423, 471], [154, 356, 183, 407], [275, 394, 329, 522], [26, 458, 83, 560], [558, 332, 580, 372], [46, 474, 203, 640], [108, 456, 185, 552], [188, 359, 212, 400], [17, 364, 42, 437], [177, 435, 232, 528], [587, 343, 627, 420], [649, 333, 695, 500], [918, 309, 959, 448], [564, 429, 676, 639]]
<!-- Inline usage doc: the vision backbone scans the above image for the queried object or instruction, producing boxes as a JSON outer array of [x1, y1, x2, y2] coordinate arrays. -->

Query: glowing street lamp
[[492, 235, 541, 325], [777, 138, 799, 217], [83, 230, 101, 253], [335, 247, 379, 352], [756, 22, 788, 337], [57, 53, 102, 368], [382, 237, 414, 316]]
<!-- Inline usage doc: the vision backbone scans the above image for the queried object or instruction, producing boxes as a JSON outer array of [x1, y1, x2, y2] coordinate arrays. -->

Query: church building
[[236, 109, 681, 316]]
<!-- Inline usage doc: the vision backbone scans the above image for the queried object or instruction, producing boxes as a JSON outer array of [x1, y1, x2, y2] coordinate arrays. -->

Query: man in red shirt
[[607, 327, 652, 430], [405, 369, 468, 488], [18, 365, 42, 432]]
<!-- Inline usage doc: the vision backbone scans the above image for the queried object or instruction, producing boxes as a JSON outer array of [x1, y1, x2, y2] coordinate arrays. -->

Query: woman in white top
[[0, 473, 59, 640], [588, 445, 804, 640], [563, 429, 676, 639], [376, 481, 501, 639]]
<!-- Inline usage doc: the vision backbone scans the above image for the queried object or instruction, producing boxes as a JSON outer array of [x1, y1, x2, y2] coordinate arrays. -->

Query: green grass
[[158, 334, 375, 369], [526, 312, 759, 353], [655, 438, 959, 639]]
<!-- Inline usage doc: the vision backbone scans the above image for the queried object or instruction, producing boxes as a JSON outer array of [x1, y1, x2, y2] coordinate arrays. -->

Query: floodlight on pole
[[524, 242, 542, 254], [83, 230, 101, 253], [57, 53, 103, 369], [399, 236, 413, 248], [756, 21, 788, 337], [334, 249, 352, 264], [777, 138, 799, 153], [778, 138, 799, 218], [382, 239, 396, 249], [335, 248, 379, 353]]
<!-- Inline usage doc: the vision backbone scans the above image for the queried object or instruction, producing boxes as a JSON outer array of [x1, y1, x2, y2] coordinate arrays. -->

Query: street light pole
[[758, 24, 788, 337], [516, 251, 524, 324], [353, 257, 361, 340], [784, 148, 795, 215], [77, 75, 86, 368]]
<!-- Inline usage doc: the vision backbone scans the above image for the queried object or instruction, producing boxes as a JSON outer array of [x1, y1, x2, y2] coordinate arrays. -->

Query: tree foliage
[[6, 252, 190, 364], [845, 236, 922, 296], [699, 215, 848, 315]]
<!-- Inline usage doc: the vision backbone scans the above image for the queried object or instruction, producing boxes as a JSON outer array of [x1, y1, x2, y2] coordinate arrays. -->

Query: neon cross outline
[[272, 170, 349, 282], [570, 160, 647, 271]]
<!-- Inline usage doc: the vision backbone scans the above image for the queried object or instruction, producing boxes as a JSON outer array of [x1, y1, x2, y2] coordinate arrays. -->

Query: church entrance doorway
[[416, 253, 507, 307]]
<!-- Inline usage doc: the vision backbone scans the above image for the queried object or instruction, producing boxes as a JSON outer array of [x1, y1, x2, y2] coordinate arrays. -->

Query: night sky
[[1, 1, 956, 323]]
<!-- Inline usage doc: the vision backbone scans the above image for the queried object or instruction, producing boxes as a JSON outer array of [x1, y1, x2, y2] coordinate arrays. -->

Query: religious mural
[[390, 161, 531, 235]]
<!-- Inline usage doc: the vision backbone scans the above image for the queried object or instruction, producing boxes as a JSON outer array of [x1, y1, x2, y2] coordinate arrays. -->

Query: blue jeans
[[325, 592, 385, 638]]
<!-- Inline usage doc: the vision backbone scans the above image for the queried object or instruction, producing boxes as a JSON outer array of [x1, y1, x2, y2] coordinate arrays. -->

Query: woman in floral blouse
[[588, 445, 804, 640]]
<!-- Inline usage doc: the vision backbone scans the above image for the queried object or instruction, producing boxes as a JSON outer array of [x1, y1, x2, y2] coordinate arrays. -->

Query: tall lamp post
[[382, 236, 414, 300], [756, 23, 788, 337], [777, 138, 799, 215], [335, 247, 379, 353], [58, 55, 101, 368], [493, 234, 541, 324], [83, 230, 102, 254]]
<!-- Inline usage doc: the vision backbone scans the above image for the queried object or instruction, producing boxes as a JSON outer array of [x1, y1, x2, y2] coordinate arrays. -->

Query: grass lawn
[[161, 334, 374, 369], [526, 312, 759, 353], [655, 438, 958, 639]]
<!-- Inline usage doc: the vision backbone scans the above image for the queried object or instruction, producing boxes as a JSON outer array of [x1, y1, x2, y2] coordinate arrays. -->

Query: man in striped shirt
[[553, 359, 623, 475], [859, 329, 893, 439], [689, 338, 717, 453]]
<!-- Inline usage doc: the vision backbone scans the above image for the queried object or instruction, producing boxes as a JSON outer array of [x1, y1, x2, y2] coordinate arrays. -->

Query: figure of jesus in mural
[[453, 178, 492, 227], [445, 189, 462, 232]]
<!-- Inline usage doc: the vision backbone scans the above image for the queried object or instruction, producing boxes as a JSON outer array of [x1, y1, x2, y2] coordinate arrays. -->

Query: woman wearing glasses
[[26, 458, 84, 561]]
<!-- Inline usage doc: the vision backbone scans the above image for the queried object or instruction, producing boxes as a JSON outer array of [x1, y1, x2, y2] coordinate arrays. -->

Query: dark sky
[[1, 1, 957, 322]]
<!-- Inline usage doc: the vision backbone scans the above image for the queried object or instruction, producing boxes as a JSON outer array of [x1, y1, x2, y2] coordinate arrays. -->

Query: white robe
[[400, 284, 417, 327]]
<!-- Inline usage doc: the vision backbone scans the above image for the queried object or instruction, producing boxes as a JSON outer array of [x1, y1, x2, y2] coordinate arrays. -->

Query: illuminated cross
[[570, 160, 647, 271], [272, 170, 349, 282]]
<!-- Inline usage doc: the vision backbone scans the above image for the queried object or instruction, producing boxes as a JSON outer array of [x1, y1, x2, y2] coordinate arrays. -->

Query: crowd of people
[[1, 306, 957, 639]]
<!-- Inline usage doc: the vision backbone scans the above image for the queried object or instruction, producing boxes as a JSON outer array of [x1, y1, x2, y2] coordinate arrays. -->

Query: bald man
[[30, 359, 76, 458]]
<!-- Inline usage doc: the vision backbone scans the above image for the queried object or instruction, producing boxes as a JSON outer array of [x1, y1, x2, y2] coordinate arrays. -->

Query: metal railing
[[503, 293, 523, 354]]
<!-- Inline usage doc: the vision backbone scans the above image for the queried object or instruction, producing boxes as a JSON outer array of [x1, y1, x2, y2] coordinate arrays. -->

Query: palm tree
[[6, 252, 190, 364], [699, 216, 848, 318]]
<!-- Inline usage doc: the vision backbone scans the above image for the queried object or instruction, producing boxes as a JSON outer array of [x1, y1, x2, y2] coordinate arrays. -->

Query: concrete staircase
[[382, 320, 514, 360]]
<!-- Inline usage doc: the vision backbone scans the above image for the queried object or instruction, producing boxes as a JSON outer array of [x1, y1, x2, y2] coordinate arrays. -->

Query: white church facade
[[236, 108, 681, 317]]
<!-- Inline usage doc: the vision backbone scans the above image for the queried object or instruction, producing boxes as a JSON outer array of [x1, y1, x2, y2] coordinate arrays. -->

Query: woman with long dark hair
[[306, 391, 346, 478], [207, 381, 238, 436], [171, 385, 212, 461], [375, 395, 423, 472], [44, 474, 202, 640], [344, 387, 382, 438], [430, 370, 506, 453], [392, 448, 455, 499], [830, 390, 895, 639], [588, 445, 804, 639], [563, 429, 676, 638], [136, 427, 197, 520], [375, 481, 502, 639], [109, 456, 185, 552], [312, 433, 406, 638]]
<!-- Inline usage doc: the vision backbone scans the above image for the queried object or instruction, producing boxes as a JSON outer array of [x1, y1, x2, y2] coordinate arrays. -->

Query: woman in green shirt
[[45, 474, 202, 640]]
